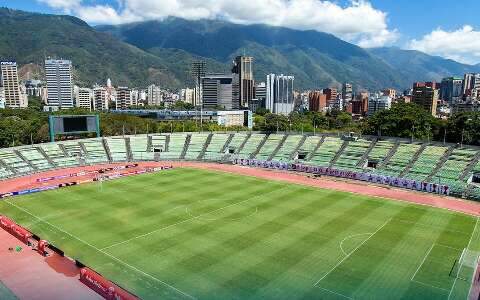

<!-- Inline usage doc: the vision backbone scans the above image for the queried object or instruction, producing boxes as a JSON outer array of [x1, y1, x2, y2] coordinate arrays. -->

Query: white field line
[[3, 199, 196, 300], [434, 243, 464, 252], [314, 218, 392, 286], [101, 186, 288, 251], [317, 286, 353, 299], [459, 216, 480, 300], [185, 206, 258, 221], [410, 243, 435, 281], [339, 233, 373, 256], [411, 279, 449, 292]]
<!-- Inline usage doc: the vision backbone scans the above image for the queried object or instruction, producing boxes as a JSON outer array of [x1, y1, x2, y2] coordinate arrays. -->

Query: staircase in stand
[[460, 150, 480, 180], [36, 146, 57, 167], [180, 134, 191, 160], [305, 136, 325, 161], [165, 135, 170, 152], [14, 149, 38, 171], [0, 159, 17, 175], [220, 133, 235, 154], [329, 140, 349, 167], [102, 138, 113, 162], [289, 135, 307, 160], [125, 137, 133, 161], [250, 134, 269, 159], [400, 143, 428, 177], [268, 134, 288, 161], [356, 138, 378, 168], [198, 133, 213, 160], [377, 140, 400, 168], [147, 135, 153, 152], [425, 145, 455, 182], [236, 132, 252, 154]]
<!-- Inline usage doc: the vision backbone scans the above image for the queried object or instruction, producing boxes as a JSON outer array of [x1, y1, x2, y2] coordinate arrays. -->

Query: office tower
[[368, 94, 392, 116], [266, 74, 295, 115], [191, 61, 206, 107], [0, 61, 26, 108], [342, 83, 353, 102], [412, 82, 439, 116], [75, 87, 92, 110], [463, 73, 480, 99], [440, 77, 463, 104], [116, 87, 131, 110], [232, 56, 254, 109], [201, 74, 233, 110], [93, 86, 108, 111], [45, 59, 73, 108], [308, 91, 327, 112], [323, 88, 338, 106], [147, 84, 163, 106]]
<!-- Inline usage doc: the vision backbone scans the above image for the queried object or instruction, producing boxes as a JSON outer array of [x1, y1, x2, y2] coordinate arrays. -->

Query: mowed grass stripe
[[0, 168, 476, 300]]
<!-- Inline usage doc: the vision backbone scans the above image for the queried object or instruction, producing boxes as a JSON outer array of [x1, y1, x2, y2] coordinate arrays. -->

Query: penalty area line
[[314, 218, 392, 287], [2, 199, 196, 300]]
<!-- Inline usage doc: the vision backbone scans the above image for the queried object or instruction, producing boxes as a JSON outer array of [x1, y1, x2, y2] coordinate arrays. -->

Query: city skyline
[[1, 0, 480, 64]]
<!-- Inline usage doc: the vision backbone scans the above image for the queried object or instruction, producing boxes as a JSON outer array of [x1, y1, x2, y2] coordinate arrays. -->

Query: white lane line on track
[[314, 218, 392, 287], [3, 199, 196, 300]]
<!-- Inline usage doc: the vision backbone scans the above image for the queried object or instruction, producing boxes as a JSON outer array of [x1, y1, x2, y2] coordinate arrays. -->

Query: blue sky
[[2, 0, 480, 64]]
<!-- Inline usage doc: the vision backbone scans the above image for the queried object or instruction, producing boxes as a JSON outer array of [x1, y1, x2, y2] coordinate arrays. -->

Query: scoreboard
[[49, 115, 100, 142]]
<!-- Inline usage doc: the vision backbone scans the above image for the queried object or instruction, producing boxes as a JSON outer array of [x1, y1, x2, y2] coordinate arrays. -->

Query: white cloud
[[37, 0, 398, 47], [408, 26, 480, 65]]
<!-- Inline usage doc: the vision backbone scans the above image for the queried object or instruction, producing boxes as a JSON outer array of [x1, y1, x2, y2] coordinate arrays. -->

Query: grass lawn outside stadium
[[0, 167, 479, 300]]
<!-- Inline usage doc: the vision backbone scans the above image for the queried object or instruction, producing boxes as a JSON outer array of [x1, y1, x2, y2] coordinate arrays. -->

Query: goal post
[[450, 249, 480, 282]]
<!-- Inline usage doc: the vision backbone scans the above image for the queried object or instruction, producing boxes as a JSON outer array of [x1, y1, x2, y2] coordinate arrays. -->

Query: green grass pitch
[[0, 168, 479, 300]]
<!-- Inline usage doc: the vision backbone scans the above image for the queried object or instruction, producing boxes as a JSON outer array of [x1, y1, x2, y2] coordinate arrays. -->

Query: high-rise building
[[201, 74, 233, 110], [232, 56, 254, 109], [308, 91, 327, 112], [266, 74, 295, 115], [181, 88, 195, 104], [462, 73, 480, 100], [93, 86, 108, 111], [412, 82, 439, 116], [254, 82, 267, 108], [368, 95, 391, 116], [116, 87, 131, 110], [323, 88, 338, 106], [45, 59, 73, 108], [75, 87, 92, 110], [342, 83, 353, 102], [440, 77, 463, 104], [0, 61, 26, 108], [0, 87, 5, 109], [147, 85, 163, 106]]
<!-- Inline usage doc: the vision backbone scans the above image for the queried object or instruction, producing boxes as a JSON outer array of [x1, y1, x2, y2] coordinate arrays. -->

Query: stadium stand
[[2, 132, 480, 200], [202, 133, 231, 161], [105, 138, 128, 162]]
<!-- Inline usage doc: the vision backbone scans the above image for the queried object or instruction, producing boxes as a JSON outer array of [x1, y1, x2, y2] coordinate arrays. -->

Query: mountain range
[[1, 7, 479, 91]]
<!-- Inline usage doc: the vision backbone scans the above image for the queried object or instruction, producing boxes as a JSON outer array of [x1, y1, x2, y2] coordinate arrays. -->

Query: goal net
[[450, 249, 480, 282]]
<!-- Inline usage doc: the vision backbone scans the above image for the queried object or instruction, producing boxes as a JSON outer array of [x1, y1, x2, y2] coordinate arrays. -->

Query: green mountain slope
[[97, 18, 409, 90], [0, 8, 188, 87], [369, 47, 480, 84]]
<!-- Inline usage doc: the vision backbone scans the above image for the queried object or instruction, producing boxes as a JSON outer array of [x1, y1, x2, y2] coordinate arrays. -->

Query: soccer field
[[0, 167, 479, 300]]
